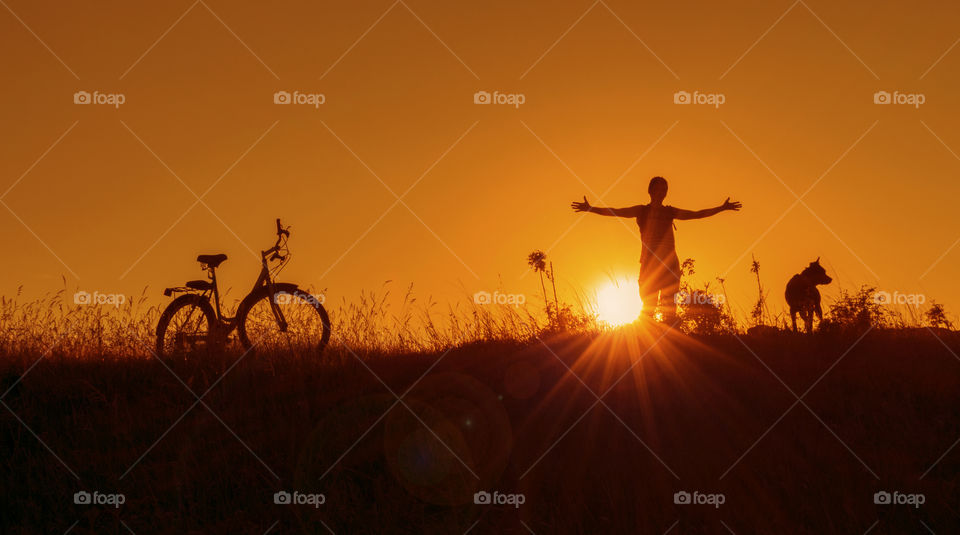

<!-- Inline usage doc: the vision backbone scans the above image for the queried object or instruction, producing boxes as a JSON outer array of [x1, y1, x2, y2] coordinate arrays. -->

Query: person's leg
[[641, 261, 678, 322], [638, 272, 658, 319], [659, 275, 681, 326], [649, 256, 682, 325]]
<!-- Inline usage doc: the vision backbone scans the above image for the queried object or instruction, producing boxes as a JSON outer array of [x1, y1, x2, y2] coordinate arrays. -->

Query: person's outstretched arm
[[570, 196, 640, 218], [674, 197, 742, 220]]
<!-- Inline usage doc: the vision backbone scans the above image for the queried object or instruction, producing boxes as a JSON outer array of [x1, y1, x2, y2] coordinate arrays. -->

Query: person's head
[[648, 176, 668, 203]]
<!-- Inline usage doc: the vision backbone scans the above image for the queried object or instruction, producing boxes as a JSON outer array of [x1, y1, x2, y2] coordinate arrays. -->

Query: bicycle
[[156, 219, 331, 357]]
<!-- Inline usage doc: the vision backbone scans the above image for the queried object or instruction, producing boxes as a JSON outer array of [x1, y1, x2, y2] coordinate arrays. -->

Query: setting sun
[[595, 280, 644, 326]]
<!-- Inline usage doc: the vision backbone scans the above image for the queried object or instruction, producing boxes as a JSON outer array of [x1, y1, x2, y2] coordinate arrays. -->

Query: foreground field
[[2, 327, 959, 534]]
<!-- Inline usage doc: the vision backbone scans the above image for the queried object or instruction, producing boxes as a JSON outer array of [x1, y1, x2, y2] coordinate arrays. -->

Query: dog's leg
[[813, 288, 824, 332]]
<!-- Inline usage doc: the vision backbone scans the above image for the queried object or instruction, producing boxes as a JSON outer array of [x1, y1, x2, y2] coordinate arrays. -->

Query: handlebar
[[262, 218, 291, 259], [276, 218, 289, 238]]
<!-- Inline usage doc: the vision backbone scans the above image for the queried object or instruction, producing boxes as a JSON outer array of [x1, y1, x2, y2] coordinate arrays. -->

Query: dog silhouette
[[785, 258, 832, 333]]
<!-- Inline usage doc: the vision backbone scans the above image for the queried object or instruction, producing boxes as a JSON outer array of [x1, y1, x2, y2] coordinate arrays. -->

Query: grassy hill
[[3, 326, 959, 533]]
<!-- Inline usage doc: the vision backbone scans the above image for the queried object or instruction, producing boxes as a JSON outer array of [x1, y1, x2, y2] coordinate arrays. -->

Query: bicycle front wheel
[[238, 283, 331, 357]]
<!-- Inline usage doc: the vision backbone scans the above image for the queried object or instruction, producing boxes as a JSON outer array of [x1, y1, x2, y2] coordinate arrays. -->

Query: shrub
[[821, 285, 892, 331], [676, 259, 736, 335], [925, 301, 953, 330]]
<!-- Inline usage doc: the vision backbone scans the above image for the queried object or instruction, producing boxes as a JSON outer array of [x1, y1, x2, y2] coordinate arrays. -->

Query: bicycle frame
[[200, 255, 285, 332], [204, 249, 287, 331]]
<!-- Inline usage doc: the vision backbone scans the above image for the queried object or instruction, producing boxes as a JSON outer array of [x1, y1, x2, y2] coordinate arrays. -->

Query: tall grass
[[328, 283, 554, 353], [0, 275, 954, 360], [0, 283, 586, 360], [0, 285, 157, 360]]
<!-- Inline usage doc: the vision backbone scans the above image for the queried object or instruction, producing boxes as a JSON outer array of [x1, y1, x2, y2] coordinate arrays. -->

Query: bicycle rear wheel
[[156, 294, 217, 357], [238, 283, 331, 357]]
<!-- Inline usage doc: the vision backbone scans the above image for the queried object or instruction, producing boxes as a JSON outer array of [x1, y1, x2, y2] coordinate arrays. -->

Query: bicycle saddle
[[196, 254, 227, 268]]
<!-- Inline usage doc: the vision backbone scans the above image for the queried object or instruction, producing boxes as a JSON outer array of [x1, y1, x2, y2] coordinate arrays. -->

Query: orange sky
[[1, 0, 959, 319]]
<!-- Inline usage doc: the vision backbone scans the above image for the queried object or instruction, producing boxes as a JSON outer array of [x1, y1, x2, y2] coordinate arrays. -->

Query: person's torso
[[636, 204, 677, 263]]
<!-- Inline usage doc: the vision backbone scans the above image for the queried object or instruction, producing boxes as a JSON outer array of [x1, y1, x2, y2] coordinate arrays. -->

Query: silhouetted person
[[571, 176, 741, 323]]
